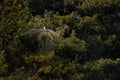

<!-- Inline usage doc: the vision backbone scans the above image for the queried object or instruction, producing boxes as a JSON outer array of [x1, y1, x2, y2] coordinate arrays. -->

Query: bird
[[43, 26, 46, 30]]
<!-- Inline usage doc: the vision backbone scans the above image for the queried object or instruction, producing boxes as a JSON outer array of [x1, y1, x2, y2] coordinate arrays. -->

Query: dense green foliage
[[0, 0, 120, 80]]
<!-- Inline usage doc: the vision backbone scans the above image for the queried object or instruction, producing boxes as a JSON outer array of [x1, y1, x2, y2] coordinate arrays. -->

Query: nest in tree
[[28, 28, 56, 40], [22, 28, 57, 53]]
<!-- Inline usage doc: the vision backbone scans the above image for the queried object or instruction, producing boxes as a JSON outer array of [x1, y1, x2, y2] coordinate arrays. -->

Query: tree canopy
[[0, 0, 120, 80]]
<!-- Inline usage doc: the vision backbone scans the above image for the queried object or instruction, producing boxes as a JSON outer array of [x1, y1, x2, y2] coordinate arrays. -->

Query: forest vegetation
[[0, 0, 120, 80]]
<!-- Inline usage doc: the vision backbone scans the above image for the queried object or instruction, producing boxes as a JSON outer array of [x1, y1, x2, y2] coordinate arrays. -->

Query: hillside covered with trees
[[0, 0, 120, 80]]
